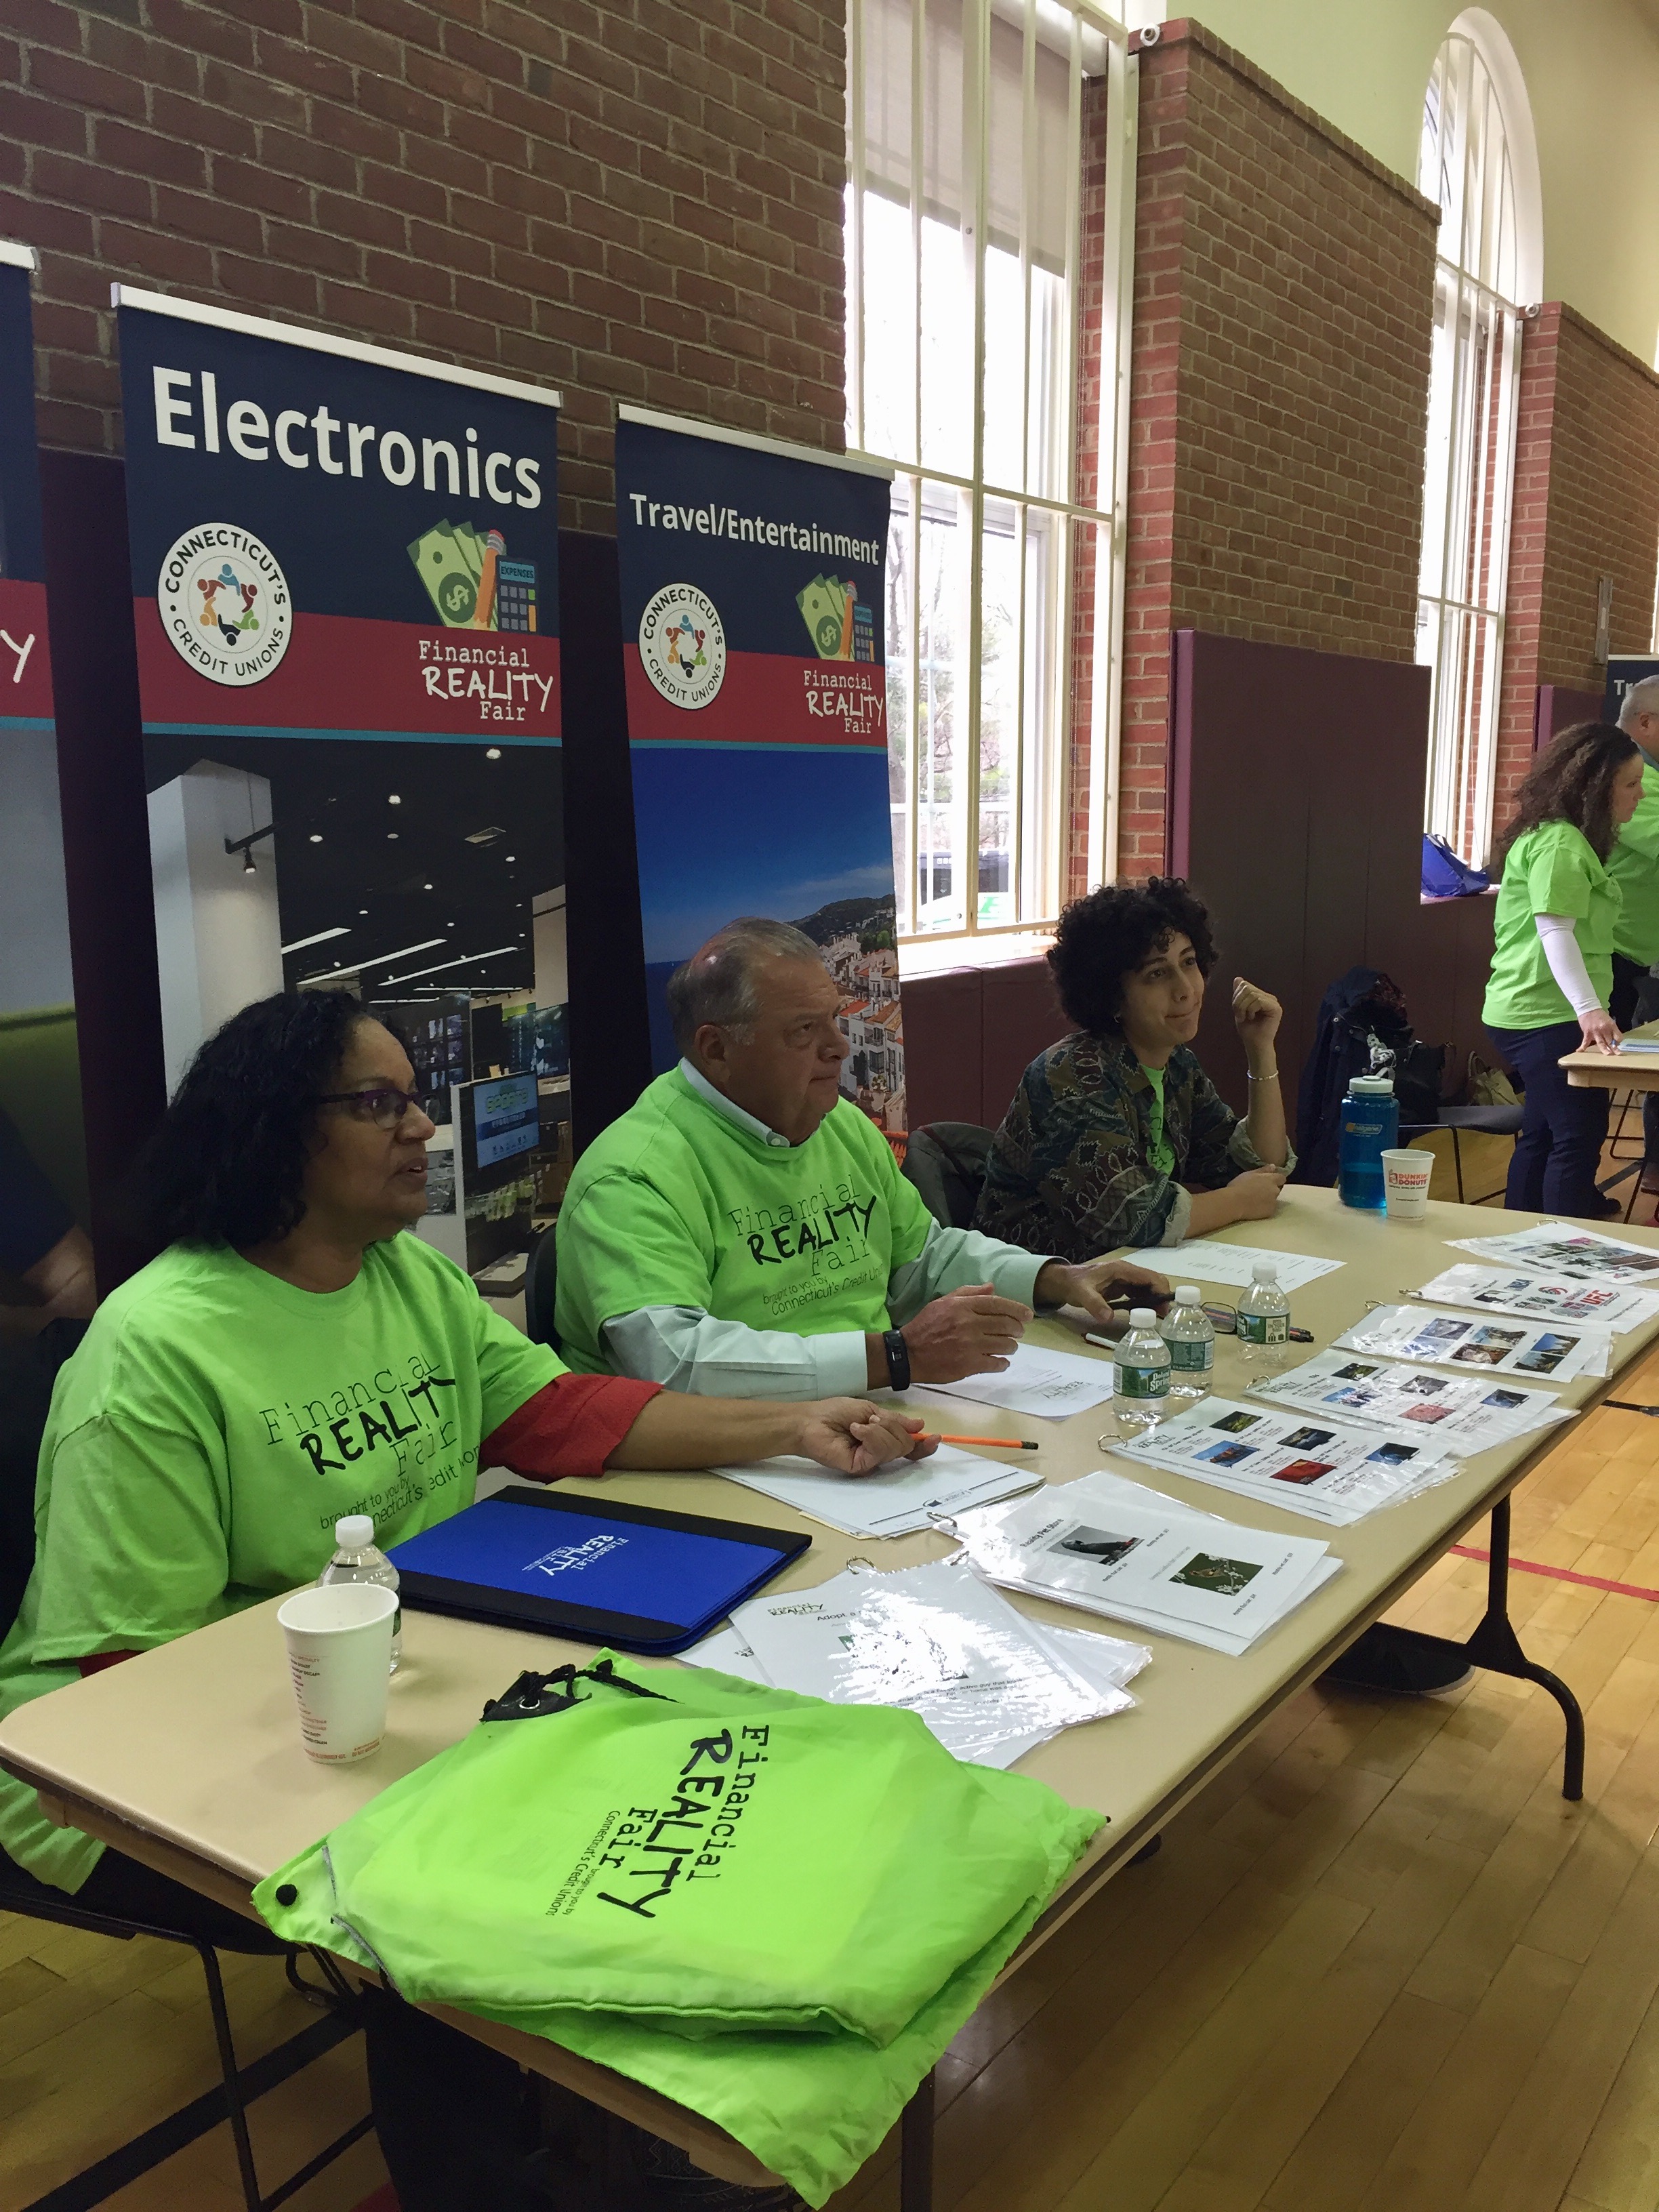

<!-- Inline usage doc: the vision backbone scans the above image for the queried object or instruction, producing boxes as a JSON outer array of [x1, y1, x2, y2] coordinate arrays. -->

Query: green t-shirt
[[555, 1070, 935, 1373], [1139, 1064, 1176, 1179], [1609, 757, 1659, 964], [0, 1232, 560, 1891], [1483, 819, 1622, 1031]]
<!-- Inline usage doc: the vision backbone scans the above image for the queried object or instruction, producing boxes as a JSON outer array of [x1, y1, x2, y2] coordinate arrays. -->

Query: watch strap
[[881, 1328, 912, 1393]]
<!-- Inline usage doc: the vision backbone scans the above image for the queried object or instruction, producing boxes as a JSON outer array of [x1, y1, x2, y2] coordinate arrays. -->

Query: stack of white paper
[[714, 1444, 1042, 1539], [1247, 1349, 1576, 1454], [1107, 1395, 1452, 1524], [1120, 1242, 1345, 1294], [954, 1470, 1341, 1655], [916, 1338, 1118, 1420], [1331, 1303, 1610, 1380], [695, 1558, 1141, 1769], [1449, 1222, 1659, 1289], [1411, 1263, 1659, 1334]]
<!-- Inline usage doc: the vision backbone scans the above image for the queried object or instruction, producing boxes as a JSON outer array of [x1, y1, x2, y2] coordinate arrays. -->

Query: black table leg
[[900, 2070, 935, 2212], [1320, 1498, 1584, 1801]]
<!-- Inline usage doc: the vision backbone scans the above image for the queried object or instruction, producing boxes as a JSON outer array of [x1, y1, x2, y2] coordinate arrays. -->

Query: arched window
[[1416, 12, 1542, 865]]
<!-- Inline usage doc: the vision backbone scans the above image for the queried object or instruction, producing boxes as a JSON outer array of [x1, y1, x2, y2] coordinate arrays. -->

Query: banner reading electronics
[[116, 291, 571, 1285], [613, 409, 907, 1130], [0, 241, 92, 1318]]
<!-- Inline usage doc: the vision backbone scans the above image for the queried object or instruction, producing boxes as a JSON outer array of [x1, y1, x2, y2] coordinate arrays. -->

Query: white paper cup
[[277, 1583, 397, 1765], [1381, 1147, 1433, 1221]]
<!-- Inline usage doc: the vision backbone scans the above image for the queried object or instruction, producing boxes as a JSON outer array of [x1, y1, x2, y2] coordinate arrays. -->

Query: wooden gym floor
[[5, 1122, 1659, 2212]]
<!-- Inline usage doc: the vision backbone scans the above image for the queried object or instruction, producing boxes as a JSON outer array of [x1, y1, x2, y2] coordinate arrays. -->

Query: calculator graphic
[[495, 558, 539, 632]]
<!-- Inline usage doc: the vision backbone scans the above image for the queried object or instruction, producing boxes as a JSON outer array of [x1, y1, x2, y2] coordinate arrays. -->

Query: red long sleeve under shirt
[[77, 1371, 663, 1677]]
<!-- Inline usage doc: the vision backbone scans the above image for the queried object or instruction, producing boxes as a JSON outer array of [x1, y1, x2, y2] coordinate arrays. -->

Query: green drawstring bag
[[256, 1656, 1101, 2205]]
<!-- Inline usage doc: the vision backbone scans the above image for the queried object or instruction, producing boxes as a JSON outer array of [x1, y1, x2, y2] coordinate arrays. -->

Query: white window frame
[[844, 0, 1138, 946], [1416, 12, 1542, 869]]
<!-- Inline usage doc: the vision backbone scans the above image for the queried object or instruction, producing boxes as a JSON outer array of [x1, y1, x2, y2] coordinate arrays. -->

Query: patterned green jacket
[[973, 1030, 1281, 1258]]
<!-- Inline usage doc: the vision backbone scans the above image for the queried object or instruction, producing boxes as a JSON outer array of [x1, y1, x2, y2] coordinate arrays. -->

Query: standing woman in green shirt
[[1483, 722, 1645, 1216]]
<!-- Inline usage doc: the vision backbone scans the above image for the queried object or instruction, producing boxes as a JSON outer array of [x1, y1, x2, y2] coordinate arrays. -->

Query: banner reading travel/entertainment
[[613, 409, 905, 1129], [117, 291, 570, 1281], [0, 241, 93, 1320]]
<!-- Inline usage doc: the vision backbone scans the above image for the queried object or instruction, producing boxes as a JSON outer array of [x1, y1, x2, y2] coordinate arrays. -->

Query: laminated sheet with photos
[[954, 1470, 1342, 1656], [1107, 1395, 1454, 1525], [1448, 1222, 1659, 1290], [1331, 1303, 1610, 1381], [1410, 1263, 1659, 1336], [690, 1557, 1144, 1769], [1247, 1349, 1577, 1455]]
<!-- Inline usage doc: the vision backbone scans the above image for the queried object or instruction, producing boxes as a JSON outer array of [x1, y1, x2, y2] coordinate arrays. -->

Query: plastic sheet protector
[[916, 1340, 1118, 1420], [1332, 1303, 1610, 1380], [717, 1559, 1134, 1768], [1410, 1263, 1659, 1334], [714, 1446, 1041, 1540], [1449, 1222, 1659, 1288], [1247, 1349, 1577, 1455], [1107, 1395, 1453, 1525], [1120, 1242, 1345, 1293], [954, 1471, 1340, 1655]]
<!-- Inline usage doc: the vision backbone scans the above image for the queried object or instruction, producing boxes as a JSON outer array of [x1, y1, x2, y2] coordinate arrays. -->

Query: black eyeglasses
[[315, 1085, 424, 1131]]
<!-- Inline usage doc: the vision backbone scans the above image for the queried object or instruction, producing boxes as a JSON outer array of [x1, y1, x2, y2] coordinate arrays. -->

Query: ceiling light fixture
[[309, 834, 323, 844], [376, 944, 518, 987], [486, 747, 501, 759], [280, 925, 352, 955], [388, 794, 402, 804], [297, 936, 447, 984]]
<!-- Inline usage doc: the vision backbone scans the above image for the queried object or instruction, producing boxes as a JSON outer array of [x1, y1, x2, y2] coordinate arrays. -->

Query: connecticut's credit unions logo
[[157, 524, 293, 687], [637, 583, 726, 710]]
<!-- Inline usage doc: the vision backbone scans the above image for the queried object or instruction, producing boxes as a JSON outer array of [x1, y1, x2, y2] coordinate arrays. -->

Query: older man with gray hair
[[1609, 676, 1659, 1189], [554, 916, 1170, 1396]]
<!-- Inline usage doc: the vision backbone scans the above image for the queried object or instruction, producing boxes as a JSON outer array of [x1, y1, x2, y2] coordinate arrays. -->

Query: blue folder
[[386, 1486, 810, 1655]]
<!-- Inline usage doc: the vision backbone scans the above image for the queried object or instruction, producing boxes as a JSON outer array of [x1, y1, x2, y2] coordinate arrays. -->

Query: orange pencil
[[924, 1433, 1040, 1451]]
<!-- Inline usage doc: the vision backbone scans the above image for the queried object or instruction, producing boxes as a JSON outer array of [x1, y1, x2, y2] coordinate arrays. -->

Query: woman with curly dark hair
[[0, 990, 930, 2212], [975, 878, 1290, 1257], [1483, 720, 1645, 1216]]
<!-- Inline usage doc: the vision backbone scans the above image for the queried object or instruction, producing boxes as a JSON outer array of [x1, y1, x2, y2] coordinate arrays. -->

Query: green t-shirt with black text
[[0, 1233, 560, 1891], [555, 1070, 935, 1371]]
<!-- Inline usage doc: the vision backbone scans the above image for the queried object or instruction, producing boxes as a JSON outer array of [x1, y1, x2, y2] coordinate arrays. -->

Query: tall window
[[1416, 19, 1539, 865], [845, 0, 1135, 940]]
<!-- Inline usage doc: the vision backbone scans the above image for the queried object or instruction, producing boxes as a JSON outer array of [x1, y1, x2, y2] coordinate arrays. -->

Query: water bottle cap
[[1350, 1076, 1394, 1094], [1252, 1260, 1279, 1282], [335, 1515, 374, 1550], [1129, 1307, 1158, 1327], [1176, 1286, 1202, 1303]]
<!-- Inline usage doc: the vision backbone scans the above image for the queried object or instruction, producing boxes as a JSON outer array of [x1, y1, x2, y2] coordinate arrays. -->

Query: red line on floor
[[1450, 1545, 1659, 1604]]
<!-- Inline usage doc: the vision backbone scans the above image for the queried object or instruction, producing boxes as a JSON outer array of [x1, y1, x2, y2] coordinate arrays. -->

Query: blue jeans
[[1486, 1021, 1610, 1217]]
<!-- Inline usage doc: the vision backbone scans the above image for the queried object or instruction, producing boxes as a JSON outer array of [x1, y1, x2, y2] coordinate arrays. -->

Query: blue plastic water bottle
[[1338, 1076, 1398, 1211]]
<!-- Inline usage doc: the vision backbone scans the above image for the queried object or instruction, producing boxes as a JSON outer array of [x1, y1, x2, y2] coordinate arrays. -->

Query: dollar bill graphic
[[797, 574, 848, 657], [409, 522, 483, 626]]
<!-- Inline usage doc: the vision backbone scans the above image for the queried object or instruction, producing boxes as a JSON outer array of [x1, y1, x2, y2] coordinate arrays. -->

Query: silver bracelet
[[1248, 1068, 1280, 1084]]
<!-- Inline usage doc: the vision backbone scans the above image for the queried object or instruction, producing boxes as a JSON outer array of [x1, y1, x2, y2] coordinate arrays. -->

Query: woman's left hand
[[1232, 977, 1283, 1054]]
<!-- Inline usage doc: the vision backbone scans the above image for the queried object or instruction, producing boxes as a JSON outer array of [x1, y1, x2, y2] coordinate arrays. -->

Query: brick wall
[[1117, 18, 1438, 877], [1493, 302, 1659, 823], [0, 0, 848, 530]]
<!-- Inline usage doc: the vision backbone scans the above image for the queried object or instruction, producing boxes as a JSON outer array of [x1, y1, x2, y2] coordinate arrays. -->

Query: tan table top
[[1563, 1019, 1659, 1088], [5, 1185, 1656, 2184]]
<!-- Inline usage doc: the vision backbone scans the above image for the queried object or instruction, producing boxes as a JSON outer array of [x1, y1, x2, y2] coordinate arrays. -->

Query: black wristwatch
[[882, 1328, 912, 1393]]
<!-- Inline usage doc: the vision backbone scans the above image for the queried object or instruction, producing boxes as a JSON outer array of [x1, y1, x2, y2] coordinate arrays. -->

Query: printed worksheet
[[1411, 1264, 1659, 1334], [1120, 1242, 1344, 1294], [715, 1445, 1041, 1540], [956, 1470, 1340, 1654], [916, 1339, 1118, 1420], [1108, 1395, 1452, 1524], [1449, 1223, 1659, 1288], [1247, 1349, 1577, 1454], [1332, 1304, 1610, 1380]]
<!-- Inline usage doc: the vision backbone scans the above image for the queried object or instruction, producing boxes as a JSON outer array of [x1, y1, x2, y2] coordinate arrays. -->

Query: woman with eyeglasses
[[0, 990, 933, 2212]]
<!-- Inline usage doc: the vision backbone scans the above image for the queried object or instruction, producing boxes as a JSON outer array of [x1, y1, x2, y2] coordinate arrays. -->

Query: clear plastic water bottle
[[1235, 1260, 1291, 1371], [1113, 1307, 1172, 1431], [319, 1514, 402, 1673], [1338, 1076, 1399, 1212], [1159, 1285, 1214, 1402]]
